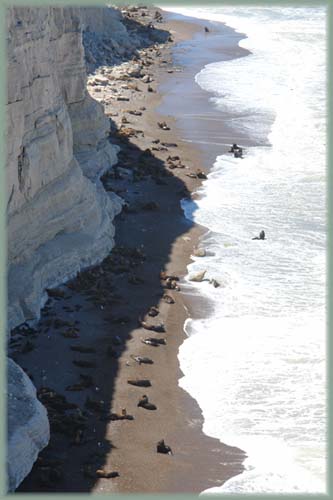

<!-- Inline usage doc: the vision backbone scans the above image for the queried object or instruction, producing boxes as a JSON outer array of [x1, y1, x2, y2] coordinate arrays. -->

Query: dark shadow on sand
[[14, 116, 197, 492]]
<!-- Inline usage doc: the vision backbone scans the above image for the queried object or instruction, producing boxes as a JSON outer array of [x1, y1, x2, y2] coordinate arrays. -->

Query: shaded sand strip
[[14, 9, 246, 493]]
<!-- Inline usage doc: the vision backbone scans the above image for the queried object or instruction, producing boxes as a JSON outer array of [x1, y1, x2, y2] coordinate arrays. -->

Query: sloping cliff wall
[[6, 7, 122, 332], [6, 6, 132, 491]]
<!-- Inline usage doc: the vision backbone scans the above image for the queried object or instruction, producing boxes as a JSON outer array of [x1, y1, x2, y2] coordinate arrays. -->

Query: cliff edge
[[5, 6, 140, 490]]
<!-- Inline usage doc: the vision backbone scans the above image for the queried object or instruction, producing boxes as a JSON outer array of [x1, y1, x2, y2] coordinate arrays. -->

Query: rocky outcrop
[[7, 358, 50, 491], [6, 7, 122, 330]]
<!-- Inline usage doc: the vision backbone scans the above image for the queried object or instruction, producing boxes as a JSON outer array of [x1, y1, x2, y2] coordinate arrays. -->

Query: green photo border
[[0, 0, 331, 498]]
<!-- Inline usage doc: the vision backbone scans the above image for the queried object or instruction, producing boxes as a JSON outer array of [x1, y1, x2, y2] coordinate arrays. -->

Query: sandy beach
[[13, 9, 247, 493]]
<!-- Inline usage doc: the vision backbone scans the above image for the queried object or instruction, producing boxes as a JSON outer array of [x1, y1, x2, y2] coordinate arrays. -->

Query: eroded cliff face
[[6, 6, 131, 490], [6, 7, 122, 331]]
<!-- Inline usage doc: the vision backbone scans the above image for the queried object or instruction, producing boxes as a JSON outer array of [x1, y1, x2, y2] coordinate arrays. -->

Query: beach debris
[[157, 439, 173, 455], [138, 394, 157, 410], [72, 360, 96, 368], [189, 270, 207, 282], [147, 85, 155, 92], [186, 173, 197, 179], [163, 294, 175, 304], [141, 337, 166, 347], [127, 378, 152, 387], [193, 248, 206, 257], [117, 96, 130, 101], [70, 345, 96, 354], [157, 121, 170, 130], [130, 354, 154, 365]]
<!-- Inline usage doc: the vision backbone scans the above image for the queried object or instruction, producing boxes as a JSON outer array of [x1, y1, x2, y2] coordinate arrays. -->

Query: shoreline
[[14, 9, 247, 493]]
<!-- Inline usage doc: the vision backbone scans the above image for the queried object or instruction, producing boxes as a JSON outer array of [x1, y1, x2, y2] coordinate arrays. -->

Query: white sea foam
[[165, 5, 327, 494]]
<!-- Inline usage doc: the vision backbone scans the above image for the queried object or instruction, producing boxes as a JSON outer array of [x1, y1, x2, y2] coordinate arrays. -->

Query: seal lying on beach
[[163, 294, 175, 304], [127, 379, 152, 387], [157, 439, 173, 455], [165, 278, 180, 291], [141, 337, 167, 346], [130, 354, 154, 364], [139, 318, 165, 332], [138, 394, 157, 410]]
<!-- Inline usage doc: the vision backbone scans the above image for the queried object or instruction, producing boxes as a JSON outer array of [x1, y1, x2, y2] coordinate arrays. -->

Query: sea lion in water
[[157, 439, 173, 455], [234, 147, 243, 158], [229, 143, 238, 152], [252, 230, 266, 240]]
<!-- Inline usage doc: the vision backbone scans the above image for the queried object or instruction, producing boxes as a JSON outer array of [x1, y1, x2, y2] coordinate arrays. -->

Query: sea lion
[[229, 143, 238, 152], [204, 26, 210, 32], [130, 354, 154, 364], [127, 379, 152, 387], [165, 278, 180, 291], [148, 306, 159, 317], [163, 294, 175, 304], [138, 395, 157, 410], [157, 439, 173, 455], [252, 230, 266, 240], [141, 337, 166, 347], [139, 319, 165, 332]]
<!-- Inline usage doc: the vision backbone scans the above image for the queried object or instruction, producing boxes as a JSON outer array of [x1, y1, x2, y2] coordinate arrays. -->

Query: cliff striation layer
[[6, 7, 123, 332], [6, 6, 139, 490]]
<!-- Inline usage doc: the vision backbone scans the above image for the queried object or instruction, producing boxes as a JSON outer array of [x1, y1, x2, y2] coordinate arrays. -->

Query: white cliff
[[6, 7, 122, 330], [7, 358, 50, 491], [6, 6, 132, 491]]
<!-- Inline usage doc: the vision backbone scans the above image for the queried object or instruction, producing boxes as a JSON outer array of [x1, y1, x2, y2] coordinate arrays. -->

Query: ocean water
[[163, 6, 327, 494]]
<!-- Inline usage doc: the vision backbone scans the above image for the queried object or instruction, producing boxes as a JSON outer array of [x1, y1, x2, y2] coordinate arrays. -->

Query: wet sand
[[14, 9, 247, 493]]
